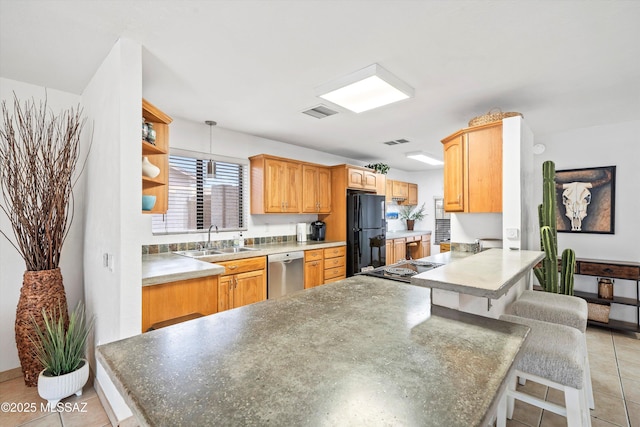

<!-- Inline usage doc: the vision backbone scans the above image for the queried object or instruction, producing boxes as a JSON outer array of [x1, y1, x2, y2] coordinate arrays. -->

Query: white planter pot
[[37, 359, 89, 408]]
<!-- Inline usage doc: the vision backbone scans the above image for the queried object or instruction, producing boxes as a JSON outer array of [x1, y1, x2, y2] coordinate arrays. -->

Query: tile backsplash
[[142, 234, 297, 255]]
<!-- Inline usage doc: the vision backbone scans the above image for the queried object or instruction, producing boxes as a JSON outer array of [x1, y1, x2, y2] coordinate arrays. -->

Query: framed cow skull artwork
[[555, 165, 616, 234]]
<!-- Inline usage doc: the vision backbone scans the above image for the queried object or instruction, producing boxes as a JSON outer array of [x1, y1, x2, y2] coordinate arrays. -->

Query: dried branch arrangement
[[0, 94, 86, 271]]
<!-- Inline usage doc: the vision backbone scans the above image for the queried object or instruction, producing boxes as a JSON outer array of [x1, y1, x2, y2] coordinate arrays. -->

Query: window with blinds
[[152, 154, 247, 234]]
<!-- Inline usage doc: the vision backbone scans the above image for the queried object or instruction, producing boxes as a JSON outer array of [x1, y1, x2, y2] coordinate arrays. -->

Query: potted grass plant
[[30, 302, 94, 407], [399, 203, 427, 231]]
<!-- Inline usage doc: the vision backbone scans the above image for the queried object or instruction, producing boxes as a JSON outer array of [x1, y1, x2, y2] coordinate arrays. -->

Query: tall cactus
[[533, 161, 576, 295]]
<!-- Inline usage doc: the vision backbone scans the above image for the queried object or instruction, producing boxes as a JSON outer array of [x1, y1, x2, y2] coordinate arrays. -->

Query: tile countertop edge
[[142, 241, 346, 286], [96, 351, 153, 427], [410, 249, 545, 299]]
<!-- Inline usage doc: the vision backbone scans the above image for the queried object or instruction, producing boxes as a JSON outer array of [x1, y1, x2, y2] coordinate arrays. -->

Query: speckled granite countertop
[[411, 248, 545, 299], [97, 275, 529, 427], [386, 230, 431, 239], [143, 240, 346, 286]]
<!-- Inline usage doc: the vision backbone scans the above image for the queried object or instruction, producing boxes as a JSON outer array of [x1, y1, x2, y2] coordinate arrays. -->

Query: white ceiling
[[1, 0, 639, 171]]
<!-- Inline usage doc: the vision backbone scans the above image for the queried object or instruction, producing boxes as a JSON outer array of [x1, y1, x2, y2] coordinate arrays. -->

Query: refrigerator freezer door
[[358, 194, 386, 229]]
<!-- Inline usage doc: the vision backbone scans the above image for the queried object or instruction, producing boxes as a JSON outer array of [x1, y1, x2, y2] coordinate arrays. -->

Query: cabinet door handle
[[235, 278, 238, 289]]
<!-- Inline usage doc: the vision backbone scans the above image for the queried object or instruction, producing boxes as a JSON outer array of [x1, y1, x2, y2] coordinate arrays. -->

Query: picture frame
[[555, 165, 616, 234]]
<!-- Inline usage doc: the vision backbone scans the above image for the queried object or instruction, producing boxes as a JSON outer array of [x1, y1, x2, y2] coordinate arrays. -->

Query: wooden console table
[[572, 258, 640, 334]]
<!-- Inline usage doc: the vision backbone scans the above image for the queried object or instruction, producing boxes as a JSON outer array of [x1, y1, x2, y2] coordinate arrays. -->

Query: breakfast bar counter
[[98, 276, 529, 426], [411, 248, 545, 318]]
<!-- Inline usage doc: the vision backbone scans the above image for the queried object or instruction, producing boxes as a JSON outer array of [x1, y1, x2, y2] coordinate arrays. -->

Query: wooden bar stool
[[497, 314, 591, 427], [509, 290, 594, 409]]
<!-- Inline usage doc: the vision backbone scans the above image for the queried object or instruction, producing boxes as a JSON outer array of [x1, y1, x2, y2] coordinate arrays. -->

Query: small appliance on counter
[[310, 221, 326, 241], [296, 223, 308, 242]]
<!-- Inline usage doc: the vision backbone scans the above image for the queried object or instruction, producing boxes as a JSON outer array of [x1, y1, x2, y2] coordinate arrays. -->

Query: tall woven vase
[[15, 268, 68, 386]]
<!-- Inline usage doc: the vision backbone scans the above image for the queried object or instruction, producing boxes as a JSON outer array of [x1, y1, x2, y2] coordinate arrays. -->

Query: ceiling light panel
[[316, 64, 414, 113], [406, 152, 443, 166]]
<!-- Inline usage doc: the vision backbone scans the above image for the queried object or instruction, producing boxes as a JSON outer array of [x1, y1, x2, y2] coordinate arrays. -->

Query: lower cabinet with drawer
[[304, 245, 346, 287], [304, 249, 324, 289], [217, 256, 267, 312], [324, 246, 346, 283], [142, 275, 218, 333]]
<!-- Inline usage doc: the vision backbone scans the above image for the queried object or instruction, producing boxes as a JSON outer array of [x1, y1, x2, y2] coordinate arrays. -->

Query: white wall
[[0, 78, 85, 372], [533, 120, 640, 323], [139, 116, 396, 245], [81, 38, 141, 421]]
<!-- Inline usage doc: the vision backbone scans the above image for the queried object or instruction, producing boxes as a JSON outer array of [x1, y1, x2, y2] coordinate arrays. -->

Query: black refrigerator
[[346, 192, 386, 276]]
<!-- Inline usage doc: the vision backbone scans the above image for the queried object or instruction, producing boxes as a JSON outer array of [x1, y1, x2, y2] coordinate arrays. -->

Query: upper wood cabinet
[[302, 165, 331, 213], [441, 121, 503, 213], [385, 179, 418, 204], [347, 167, 378, 191], [407, 183, 418, 205], [250, 155, 302, 214], [442, 133, 465, 212], [142, 99, 172, 214]]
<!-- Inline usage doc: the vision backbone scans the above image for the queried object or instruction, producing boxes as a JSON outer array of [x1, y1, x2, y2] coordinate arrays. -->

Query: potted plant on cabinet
[[364, 162, 390, 174], [31, 302, 94, 407], [399, 203, 427, 231], [0, 94, 86, 385]]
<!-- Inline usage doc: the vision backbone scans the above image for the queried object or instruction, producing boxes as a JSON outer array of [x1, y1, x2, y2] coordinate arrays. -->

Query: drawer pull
[[228, 265, 238, 270], [603, 268, 613, 273]]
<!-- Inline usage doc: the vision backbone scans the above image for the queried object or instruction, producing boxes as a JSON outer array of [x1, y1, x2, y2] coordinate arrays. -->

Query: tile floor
[[0, 327, 637, 427]]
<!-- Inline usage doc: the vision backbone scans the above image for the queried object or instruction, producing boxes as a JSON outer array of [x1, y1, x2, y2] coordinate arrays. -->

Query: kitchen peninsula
[[98, 276, 528, 426], [411, 248, 545, 318]]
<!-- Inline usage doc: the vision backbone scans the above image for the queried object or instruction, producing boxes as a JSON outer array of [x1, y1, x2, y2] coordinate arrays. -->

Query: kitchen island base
[[98, 276, 529, 427]]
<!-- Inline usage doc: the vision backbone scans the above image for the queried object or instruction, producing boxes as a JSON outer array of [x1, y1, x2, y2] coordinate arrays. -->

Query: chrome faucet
[[207, 224, 218, 248]]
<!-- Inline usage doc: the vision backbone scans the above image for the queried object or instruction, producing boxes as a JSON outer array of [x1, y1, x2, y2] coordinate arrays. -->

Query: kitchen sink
[[215, 247, 257, 253], [174, 249, 223, 257], [174, 247, 258, 258]]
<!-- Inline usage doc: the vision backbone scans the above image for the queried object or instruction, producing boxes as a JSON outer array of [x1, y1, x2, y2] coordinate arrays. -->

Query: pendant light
[[205, 120, 217, 178]]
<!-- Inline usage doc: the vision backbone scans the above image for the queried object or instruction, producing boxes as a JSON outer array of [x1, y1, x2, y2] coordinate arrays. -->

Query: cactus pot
[[37, 359, 89, 407]]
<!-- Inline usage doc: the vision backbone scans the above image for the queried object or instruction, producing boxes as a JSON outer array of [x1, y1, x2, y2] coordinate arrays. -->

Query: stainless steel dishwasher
[[268, 251, 304, 299]]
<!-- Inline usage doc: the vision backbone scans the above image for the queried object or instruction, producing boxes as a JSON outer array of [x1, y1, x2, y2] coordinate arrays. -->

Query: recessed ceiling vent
[[383, 138, 410, 146], [302, 104, 338, 119]]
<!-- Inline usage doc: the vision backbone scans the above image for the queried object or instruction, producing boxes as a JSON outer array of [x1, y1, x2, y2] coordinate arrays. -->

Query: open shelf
[[587, 318, 640, 334], [141, 99, 172, 215], [573, 289, 638, 307]]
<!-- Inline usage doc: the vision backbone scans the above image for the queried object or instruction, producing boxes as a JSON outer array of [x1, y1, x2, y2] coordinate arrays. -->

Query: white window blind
[[152, 154, 247, 234]]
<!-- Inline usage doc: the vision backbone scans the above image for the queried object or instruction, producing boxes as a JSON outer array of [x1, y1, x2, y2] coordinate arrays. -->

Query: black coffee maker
[[310, 221, 326, 241]]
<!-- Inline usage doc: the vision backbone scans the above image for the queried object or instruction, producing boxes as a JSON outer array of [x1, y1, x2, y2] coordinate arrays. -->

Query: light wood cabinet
[[250, 155, 302, 214], [420, 234, 431, 258], [217, 257, 267, 312], [392, 181, 408, 200], [347, 167, 378, 191], [323, 246, 346, 282], [385, 179, 394, 204], [393, 238, 406, 263], [302, 165, 331, 213], [385, 240, 394, 265], [442, 133, 465, 212], [142, 99, 172, 214], [141, 275, 217, 332], [440, 242, 451, 253], [304, 249, 324, 288], [407, 183, 418, 205], [441, 122, 502, 213], [385, 179, 418, 205]]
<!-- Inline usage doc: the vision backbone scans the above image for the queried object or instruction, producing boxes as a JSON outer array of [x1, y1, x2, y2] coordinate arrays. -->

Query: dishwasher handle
[[268, 251, 304, 263]]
